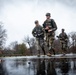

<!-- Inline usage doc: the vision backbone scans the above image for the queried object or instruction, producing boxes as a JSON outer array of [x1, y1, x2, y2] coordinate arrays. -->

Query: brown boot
[[37, 54, 40, 57], [47, 51, 52, 56]]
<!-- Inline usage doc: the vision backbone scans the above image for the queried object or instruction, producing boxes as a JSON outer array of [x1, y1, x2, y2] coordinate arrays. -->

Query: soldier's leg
[[42, 46, 45, 55], [61, 41, 66, 55], [45, 33, 48, 46], [36, 38, 40, 55], [60, 40, 64, 54], [45, 34, 51, 56], [59, 40, 63, 54], [52, 37, 55, 55], [40, 38, 46, 55], [49, 37, 55, 55], [52, 48, 55, 55], [51, 33, 55, 55], [46, 36, 52, 56], [65, 41, 68, 49], [63, 42, 68, 54]]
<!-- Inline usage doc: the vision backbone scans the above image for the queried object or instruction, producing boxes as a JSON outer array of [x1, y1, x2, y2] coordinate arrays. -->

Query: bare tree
[[69, 32, 76, 53], [0, 22, 7, 49], [23, 36, 36, 55], [8, 41, 18, 50], [69, 32, 76, 46]]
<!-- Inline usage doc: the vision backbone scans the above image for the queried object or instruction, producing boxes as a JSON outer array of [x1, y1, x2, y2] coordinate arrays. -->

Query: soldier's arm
[[58, 34, 62, 40], [40, 25, 44, 34], [32, 29, 34, 36], [51, 19, 57, 31], [40, 25, 44, 31], [43, 21, 50, 30], [43, 21, 46, 28], [65, 33, 68, 40], [32, 28, 35, 37]]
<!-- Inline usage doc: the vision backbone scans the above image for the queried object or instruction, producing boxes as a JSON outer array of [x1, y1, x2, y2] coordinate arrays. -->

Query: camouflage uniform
[[58, 32, 68, 51], [32, 25, 45, 55], [43, 19, 57, 55]]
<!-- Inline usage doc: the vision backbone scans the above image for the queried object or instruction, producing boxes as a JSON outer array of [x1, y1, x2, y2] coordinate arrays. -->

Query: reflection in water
[[73, 58, 76, 70], [59, 58, 70, 75], [0, 59, 8, 75], [1, 57, 76, 75], [47, 59, 57, 75], [0, 59, 4, 75], [36, 59, 46, 75], [36, 58, 57, 75]]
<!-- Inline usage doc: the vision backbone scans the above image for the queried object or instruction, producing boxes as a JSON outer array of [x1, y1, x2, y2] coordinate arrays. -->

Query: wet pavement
[[0, 55, 76, 75]]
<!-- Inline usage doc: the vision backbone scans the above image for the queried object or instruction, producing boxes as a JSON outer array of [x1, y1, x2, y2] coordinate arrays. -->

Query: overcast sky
[[0, 0, 76, 46]]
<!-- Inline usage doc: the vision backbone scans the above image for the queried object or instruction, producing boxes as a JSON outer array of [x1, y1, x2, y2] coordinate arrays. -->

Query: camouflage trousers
[[35, 37, 45, 55], [45, 33, 55, 55], [60, 40, 68, 51], [45, 33, 55, 48]]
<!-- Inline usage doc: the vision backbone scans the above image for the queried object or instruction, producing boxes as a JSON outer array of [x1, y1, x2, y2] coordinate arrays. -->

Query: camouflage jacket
[[32, 25, 44, 38], [43, 19, 57, 33], [59, 32, 68, 41]]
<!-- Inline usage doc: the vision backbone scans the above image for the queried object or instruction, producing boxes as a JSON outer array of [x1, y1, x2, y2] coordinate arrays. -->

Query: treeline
[[0, 33, 76, 56]]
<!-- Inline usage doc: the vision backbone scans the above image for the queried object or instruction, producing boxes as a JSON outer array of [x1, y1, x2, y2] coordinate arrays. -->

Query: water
[[0, 56, 76, 75]]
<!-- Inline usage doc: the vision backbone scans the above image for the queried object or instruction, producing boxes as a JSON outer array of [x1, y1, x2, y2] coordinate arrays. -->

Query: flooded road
[[0, 56, 76, 75]]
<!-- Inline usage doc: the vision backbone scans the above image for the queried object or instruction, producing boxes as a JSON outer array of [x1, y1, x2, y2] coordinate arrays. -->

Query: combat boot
[[47, 50, 52, 56]]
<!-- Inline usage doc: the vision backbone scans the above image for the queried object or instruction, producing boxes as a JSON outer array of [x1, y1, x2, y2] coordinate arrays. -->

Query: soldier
[[43, 13, 57, 56], [32, 20, 45, 56], [58, 29, 68, 54]]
